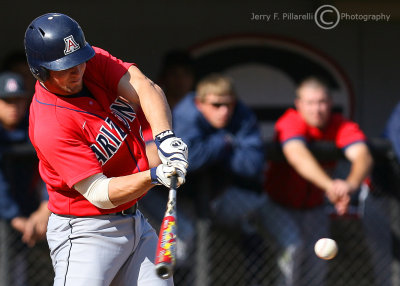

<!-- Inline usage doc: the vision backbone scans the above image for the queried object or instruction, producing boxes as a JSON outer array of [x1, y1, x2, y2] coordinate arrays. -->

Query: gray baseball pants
[[46, 210, 173, 286]]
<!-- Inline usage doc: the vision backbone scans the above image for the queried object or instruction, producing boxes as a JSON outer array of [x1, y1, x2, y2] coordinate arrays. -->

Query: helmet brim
[[42, 43, 95, 71]]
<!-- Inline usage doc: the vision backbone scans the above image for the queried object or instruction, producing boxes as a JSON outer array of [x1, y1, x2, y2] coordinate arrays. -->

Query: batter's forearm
[[127, 65, 172, 136], [140, 85, 172, 136], [108, 171, 154, 207]]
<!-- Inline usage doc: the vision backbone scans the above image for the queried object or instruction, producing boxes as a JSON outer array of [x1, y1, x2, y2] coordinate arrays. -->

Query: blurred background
[[0, 0, 399, 285], [1, 0, 398, 137]]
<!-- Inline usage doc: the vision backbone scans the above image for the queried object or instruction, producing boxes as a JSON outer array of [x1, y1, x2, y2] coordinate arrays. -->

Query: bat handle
[[170, 174, 178, 190]]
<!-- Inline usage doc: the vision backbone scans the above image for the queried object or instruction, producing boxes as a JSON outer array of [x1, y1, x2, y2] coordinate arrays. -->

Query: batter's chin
[[67, 83, 84, 94]]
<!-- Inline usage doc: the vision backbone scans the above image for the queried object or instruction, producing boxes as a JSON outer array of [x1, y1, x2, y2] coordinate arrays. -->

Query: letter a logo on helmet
[[64, 35, 80, 55]]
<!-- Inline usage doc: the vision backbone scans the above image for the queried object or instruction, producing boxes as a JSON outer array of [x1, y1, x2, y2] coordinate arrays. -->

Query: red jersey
[[265, 108, 366, 209], [29, 46, 149, 216]]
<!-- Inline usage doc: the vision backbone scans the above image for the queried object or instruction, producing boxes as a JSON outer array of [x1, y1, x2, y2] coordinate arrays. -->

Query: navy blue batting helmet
[[24, 13, 95, 82]]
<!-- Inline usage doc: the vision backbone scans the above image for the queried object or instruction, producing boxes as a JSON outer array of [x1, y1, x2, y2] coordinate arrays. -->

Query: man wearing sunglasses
[[171, 74, 267, 282]]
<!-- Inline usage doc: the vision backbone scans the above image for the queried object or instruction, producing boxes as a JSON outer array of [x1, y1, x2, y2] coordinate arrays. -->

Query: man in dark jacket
[[172, 73, 267, 266]]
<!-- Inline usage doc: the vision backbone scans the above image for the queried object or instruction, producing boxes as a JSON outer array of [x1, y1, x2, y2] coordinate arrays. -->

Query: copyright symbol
[[315, 5, 340, 30]]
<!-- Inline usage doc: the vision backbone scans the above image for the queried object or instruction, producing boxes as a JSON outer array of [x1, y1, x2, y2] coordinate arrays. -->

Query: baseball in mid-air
[[314, 238, 338, 260]]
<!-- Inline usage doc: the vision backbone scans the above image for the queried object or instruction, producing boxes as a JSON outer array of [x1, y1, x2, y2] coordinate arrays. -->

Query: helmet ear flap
[[30, 66, 49, 82]]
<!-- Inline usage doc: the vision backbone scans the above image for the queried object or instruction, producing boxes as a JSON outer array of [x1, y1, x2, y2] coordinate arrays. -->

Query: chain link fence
[[144, 192, 398, 286], [1, 139, 399, 286], [0, 220, 53, 286]]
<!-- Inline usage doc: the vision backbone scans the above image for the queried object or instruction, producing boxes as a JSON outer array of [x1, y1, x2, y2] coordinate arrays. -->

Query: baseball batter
[[24, 13, 188, 286]]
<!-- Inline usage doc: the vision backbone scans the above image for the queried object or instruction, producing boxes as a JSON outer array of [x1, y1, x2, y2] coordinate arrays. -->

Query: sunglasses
[[205, 101, 235, 108]]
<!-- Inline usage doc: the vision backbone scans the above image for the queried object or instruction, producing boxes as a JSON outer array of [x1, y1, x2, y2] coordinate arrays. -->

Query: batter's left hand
[[155, 130, 188, 178]]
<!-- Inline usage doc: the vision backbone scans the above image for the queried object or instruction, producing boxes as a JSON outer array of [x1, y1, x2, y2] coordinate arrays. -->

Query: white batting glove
[[155, 130, 188, 178], [150, 164, 185, 188]]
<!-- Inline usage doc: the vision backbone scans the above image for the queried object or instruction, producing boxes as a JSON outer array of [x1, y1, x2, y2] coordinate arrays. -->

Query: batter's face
[[196, 93, 236, 129], [45, 63, 86, 95], [295, 85, 332, 128]]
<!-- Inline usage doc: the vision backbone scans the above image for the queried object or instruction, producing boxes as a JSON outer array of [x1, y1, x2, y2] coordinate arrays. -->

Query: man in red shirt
[[264, 76, 375, 286], [24, 13, 188, 285]]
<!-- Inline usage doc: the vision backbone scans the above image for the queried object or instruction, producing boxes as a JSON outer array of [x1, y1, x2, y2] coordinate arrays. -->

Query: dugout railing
[[0, 139, 399, 286]]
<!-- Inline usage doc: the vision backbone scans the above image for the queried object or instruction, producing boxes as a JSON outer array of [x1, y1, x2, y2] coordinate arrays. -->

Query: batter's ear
[[30, 66, 49, 82]]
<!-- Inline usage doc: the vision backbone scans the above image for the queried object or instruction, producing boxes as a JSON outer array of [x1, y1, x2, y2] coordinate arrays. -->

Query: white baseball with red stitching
[[314, 238, 338, 260]]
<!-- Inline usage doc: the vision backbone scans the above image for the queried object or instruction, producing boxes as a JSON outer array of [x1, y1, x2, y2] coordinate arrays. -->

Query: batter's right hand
[[151, 164, 185, 188]]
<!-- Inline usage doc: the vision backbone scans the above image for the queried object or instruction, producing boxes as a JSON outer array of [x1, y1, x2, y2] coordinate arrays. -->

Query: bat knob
[[155, 262, 173, 279]]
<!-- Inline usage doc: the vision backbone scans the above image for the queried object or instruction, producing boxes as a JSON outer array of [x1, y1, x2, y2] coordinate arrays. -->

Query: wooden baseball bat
[[155, 175, 178, 279]]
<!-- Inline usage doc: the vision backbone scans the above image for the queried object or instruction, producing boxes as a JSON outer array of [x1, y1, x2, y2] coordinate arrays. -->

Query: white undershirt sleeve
[[73, 173, 116, 209]]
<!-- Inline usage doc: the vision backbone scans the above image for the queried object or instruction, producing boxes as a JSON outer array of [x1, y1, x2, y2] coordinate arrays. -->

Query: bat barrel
[[155, 175, 178, 279]]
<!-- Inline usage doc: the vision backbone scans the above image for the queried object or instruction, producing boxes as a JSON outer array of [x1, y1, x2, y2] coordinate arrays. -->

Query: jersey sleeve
[[275, 109, 307, 144], [335, 118, 367, 149], [87, 47, 134, 98]]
